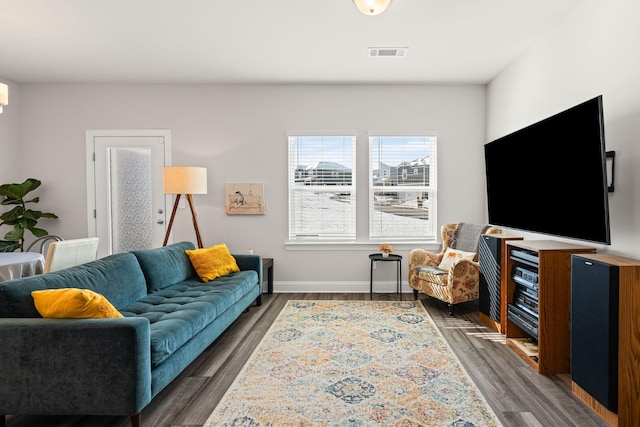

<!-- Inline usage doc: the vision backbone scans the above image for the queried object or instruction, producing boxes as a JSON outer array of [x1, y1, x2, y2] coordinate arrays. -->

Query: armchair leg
[[131, 413, 141, 427], [413, 289, 419, 300], [448, 304, 454, 316]]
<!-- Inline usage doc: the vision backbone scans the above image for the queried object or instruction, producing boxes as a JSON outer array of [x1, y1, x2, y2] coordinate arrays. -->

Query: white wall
[[0, 76, 22, 184], [487, 0, 640, 259], [16, 84, 487, 290]]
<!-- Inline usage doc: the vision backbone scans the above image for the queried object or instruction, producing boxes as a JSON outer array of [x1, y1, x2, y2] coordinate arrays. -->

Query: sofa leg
[[448, 304, 454, 316], [131, 413, 141, 427], [413, 289, 419, 300], [256, 294, 262, 306], [1, 414, 5, 427]]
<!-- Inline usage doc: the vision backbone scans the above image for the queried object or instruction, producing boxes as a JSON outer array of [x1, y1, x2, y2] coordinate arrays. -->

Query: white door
[[86, 130, 171, 257]]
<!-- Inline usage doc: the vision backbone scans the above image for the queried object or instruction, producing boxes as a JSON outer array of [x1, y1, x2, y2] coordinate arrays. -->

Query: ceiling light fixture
[[353, 0, 392, 16]]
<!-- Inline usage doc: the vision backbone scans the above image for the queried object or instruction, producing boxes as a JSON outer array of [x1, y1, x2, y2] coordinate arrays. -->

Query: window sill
[[284, 240, 440, 252]]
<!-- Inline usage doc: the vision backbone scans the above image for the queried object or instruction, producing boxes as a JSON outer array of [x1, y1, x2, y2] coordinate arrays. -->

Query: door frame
[[85, 129, 172, 254]]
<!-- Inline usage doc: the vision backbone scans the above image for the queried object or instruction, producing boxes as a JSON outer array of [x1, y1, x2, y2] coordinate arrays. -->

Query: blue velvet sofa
[[0, 241, 262, 427]]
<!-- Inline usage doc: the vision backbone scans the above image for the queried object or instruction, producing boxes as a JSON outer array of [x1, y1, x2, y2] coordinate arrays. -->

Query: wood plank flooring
[[6, 293, 608, 427]]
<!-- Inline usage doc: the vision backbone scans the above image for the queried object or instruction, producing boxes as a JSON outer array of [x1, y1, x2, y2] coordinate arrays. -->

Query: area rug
[[205, 300, 502, 426]]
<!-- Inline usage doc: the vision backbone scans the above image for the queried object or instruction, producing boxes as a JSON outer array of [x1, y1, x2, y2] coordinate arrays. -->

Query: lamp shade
[[0, 83, 8, 106], [353, 0, 391, 16], [163, 166, 207, 194]]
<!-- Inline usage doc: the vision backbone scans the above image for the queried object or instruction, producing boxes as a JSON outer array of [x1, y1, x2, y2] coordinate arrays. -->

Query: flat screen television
[[484, 95, 611, 244]]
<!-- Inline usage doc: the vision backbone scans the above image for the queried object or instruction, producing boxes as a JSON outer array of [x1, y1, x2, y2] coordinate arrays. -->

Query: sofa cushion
[[0, 252, 147, 318], [120, 270, 258, 366], [32, 288, 123, 319], [185, 243, 239, 282], [132, 241, 197, 292]]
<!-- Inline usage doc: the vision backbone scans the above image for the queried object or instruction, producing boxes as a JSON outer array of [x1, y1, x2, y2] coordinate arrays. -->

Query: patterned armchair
[[408, 223, 501, 314]]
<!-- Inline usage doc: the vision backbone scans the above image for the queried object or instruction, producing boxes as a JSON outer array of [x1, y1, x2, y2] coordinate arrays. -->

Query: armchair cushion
[[438, 248, 476, 271], [416, 265, 448, 275]]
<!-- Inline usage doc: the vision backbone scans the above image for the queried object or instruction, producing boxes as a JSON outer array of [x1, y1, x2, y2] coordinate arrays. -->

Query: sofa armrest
[[232, 254, 262, 286], [0, 317, 152, 416]]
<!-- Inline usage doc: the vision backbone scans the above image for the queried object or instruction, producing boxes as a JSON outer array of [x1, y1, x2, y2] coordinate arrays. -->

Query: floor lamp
[[162, 166, 207, 248]]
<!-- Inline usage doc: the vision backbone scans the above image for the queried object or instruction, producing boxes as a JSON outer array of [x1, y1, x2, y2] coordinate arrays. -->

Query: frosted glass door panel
[[109, 147, 153, 252]]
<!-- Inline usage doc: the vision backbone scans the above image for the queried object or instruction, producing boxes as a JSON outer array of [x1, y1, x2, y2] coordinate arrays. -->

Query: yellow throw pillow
[[32, 288, 123, 319], [438, 248, 476, 271], [185, 243, 240, 282]]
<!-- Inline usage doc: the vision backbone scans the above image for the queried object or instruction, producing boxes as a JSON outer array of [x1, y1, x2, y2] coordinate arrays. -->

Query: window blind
[[369, 135, 437, 240], [288, 134, 356, 240]]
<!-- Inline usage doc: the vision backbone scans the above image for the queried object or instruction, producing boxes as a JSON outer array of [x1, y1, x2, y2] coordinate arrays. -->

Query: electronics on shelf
[[508, 264, 539, 340]]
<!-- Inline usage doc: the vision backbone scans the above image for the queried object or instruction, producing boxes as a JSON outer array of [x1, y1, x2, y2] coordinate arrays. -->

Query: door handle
[[157, 219, 164, 224]]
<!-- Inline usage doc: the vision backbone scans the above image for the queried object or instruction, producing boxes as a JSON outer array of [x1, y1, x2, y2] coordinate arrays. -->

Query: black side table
[[369, 253, 402, 300], [262, 258, 274, 294]]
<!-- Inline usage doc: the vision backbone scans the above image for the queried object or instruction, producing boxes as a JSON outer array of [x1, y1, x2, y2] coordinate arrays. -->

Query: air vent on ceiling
[[368, 47, 407, 57]]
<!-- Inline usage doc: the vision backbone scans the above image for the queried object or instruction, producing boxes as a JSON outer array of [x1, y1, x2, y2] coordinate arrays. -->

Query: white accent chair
[[43, 237, 100, 273]]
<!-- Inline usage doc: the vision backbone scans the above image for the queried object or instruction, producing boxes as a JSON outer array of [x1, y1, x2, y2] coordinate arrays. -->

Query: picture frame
[[224, 183, 266, 215]]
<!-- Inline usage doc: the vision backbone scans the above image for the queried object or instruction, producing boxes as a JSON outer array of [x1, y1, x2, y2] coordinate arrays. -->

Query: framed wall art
[[224, 183, 266, 215]]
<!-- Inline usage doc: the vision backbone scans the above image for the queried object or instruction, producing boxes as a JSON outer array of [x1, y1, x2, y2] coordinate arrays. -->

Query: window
[[288, 134, 356, 240], [369, 135, 437, 240]]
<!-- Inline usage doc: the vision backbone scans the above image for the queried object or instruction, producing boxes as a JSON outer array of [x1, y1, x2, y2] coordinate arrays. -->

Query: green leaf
[[24, 197, 40, 204], [29, 227, 49, 237], [0, 182, 23, 198], [0, 240, 21, 252], [0, 206, 25, 222], [39, 212, 59, 219], [0, 198, 23, 206], [4, 227, 24, 241], [0, 179, 41, 199], [25, 178, 42, 193], [20, 218, 37, 229], [23, 210, 42, 220]]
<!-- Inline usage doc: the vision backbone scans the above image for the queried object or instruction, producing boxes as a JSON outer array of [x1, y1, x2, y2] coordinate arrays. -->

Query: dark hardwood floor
[[6, 293, 607, 427]]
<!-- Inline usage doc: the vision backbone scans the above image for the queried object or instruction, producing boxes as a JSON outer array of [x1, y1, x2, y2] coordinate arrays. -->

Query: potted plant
[[378, 243, 394, 258], [0, 178, 59, 252]]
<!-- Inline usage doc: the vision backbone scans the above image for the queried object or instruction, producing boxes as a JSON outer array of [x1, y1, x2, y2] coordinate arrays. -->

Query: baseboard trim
[[272, 281, 408, 293]]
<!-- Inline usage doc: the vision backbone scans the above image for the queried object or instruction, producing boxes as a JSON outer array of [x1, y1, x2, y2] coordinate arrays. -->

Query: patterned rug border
[[404, 301, 501, 423], [205, 300, 503, 426]]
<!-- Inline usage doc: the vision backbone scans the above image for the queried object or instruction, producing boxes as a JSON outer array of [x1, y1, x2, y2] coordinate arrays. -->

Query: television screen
[[484, 95, 611, 244]]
